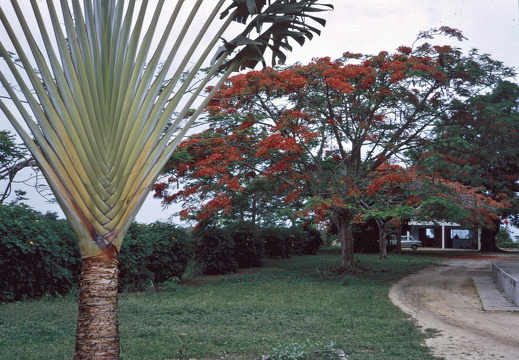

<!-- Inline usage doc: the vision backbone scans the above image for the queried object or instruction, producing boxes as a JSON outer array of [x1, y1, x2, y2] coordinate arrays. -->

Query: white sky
[[1, 0, 518, 229]]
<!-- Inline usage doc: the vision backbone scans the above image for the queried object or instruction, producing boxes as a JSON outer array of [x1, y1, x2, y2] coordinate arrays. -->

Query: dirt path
[[389, 252, 519, 360]]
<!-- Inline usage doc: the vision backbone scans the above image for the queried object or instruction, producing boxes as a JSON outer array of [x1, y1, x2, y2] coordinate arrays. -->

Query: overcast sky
[[1, 0, 518, 227]]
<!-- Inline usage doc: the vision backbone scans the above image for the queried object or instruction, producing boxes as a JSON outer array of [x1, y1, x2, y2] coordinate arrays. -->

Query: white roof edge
[[409, 221, 461, 227]]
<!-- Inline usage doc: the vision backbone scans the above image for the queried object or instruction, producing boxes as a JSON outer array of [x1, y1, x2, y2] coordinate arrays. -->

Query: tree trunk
[[74, 246, 120, 360], [480, 218, 502, 252], [333, 209, 356, 273], [378, 224, 388, 259], [395, 225, 403, 255]]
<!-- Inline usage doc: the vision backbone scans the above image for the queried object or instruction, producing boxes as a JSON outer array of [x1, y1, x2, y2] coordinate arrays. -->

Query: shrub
[[142, 222, 192, 283], [286, 228, 307, 256], [0, 203, 80, 302], [301, 227, 324, 255], [497, 241, 519, 249], [228, 222, 264, 268], [119, 222, 192, 291], [257, 228, 292, 259], [118, 223, 155, 292], [193, 224, 238, 275], [0, 205, 194, 299]]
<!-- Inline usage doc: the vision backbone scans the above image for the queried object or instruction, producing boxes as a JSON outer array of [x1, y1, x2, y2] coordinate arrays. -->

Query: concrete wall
[[492, 263, 519, 306]]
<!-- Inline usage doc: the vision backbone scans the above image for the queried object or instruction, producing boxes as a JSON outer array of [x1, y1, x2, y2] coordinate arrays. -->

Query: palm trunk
[[74, 246, 120, 360]]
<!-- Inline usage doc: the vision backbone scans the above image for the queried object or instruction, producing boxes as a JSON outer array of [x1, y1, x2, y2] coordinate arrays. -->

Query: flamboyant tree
[[0, 0, 332, 358], [155, 27, 514, 272], [353, 164, 426, 259]]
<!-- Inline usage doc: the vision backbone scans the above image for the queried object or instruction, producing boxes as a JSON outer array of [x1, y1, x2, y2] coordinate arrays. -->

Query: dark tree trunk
[[74, 246, 120, 360], [374, 218, 388, 259], [333, 209, 357, 273], [395, 225, 403, 255], [480, 218, 502, 252], [378, 224, 388, 259]]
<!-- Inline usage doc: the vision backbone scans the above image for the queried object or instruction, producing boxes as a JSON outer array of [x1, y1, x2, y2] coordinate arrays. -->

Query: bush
[[257, 228, 292, 259], [352, 220, 379, 253], [0, 204, 194, 299], [193, 224, 238, 275], [119, 222, 192, 291], [228, 222, 264, 268], [142, 222, 192, 283], [286, 228, 308, 256], [301, 227, 324, 255], [0, 203, 80, 302], [497, 241, 519, 249], [118, 224, 155, 292]]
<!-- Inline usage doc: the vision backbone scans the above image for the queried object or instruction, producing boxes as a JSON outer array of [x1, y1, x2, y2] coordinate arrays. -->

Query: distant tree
[[409, 80, 519, 250], [354, 164, 506, 258], [0, 130, 35, 203], [156, 27, 514, 272]]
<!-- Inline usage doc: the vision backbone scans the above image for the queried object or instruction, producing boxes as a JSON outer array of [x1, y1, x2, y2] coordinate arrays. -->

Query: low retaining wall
[[492, 262, 519, 306]]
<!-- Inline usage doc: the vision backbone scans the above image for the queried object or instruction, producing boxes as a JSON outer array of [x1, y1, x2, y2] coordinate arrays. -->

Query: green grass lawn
[[0, 251, 442, 360]]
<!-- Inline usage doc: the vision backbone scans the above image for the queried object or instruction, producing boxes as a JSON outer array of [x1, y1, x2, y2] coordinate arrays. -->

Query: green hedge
[[0, 204, 324, 300], [228, 222, 264, 268], [119, 222, 192, 291], [257, 226, 323, 259], [193, 224, 239, 275], [0, 203, 193, 301], [0, 204, 80, 302], [497, 241, 519, 249]]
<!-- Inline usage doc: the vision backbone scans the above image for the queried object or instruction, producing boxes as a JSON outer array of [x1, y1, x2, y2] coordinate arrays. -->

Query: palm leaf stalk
[[0, 0, 331, 358]]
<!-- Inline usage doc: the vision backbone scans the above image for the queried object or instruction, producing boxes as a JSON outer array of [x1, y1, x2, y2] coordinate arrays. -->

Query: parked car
[[388, 235, 422, 250]]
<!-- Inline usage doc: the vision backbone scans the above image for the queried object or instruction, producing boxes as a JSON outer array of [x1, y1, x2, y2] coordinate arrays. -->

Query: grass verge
[[0, 251, 442, 360]]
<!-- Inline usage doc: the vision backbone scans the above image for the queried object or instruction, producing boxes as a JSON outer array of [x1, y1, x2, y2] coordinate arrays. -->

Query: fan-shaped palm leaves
[[0, 0, 331, 358]]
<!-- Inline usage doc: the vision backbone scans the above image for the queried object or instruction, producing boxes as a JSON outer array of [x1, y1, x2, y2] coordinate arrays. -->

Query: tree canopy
[[155, 27, 515, 270]]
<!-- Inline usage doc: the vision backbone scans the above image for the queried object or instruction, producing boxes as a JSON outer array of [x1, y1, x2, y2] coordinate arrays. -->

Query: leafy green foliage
[[228, 222, 264, 268], [253, 226, 324, 259], [0, 207, 194, 299], [193, 224, 239, 275], [218, 0, 333, 70], [300, 227, 324, 255], [0, 205, 324, 299], [0, 130, 33, 203], [497, 241, 519, 249], [495, 227, 513, 244], [257, 227, 292, 259], [119, 222, 192, 292], [410, 80, 519, 228], [0, 203, 80, 301]]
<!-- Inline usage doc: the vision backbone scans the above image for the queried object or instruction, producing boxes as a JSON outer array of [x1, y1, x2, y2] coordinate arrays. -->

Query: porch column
[[441, 224, 445, 249]]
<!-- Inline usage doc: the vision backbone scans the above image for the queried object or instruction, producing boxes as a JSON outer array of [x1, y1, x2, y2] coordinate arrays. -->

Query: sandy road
[[389, 253, 519, 360]]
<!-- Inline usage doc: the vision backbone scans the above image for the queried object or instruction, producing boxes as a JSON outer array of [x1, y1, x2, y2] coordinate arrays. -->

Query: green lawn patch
[[0, 252, 442, 360]]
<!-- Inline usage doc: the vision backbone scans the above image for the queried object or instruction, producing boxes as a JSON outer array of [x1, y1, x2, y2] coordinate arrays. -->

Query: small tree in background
[[0, 130, 35, 203], [356, 164, 508, 258]]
